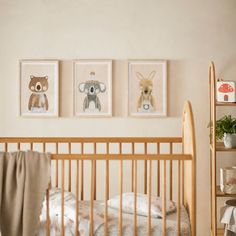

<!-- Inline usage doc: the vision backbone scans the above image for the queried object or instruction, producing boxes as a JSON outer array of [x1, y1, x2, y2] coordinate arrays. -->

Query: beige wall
[[1, 0, 236, 235]]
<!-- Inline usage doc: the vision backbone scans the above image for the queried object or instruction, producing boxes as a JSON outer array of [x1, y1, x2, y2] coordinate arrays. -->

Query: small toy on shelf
[[220, 167, 236, 194], [217, 79, 236, 103]]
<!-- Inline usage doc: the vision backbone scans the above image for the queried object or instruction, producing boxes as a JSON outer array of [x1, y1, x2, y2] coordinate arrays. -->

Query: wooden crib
[[0, 101, 196, 236]]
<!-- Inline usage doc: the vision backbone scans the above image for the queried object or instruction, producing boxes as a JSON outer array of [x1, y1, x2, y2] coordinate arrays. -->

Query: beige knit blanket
[[0, 151, 50, 236]]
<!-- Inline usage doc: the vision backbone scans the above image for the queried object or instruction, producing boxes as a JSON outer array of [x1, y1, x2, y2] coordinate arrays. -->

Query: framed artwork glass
[[19, 60, 59, 117], [128, 60, 167, 117], [73, 60, 112, 117]]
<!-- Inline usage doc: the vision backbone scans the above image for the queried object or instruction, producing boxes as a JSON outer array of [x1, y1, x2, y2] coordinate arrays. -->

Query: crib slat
[[107, 143, 110, 199], [119, 143, 123, 236], [56, 143, 59, 188], [148, 160, 152, 236], [30, 142, 33, 150], [131, 142, 135, 192], [4, 142, 8, 152], [182, 160, 184, 204], [157, 143, 160, 196], [144, 143, 147, 194], [90, 160, 95, 236], [46, 188, 50, 236], [170, 143, 173, 200], [104, 143, 109, 236], [80, 143, 84, 200], [162, 160, 166, 236], [177, 160, 181, 236], [61, 160, 65, 236], [94, 142, 96, 200], [17, 142, 20, 151], [133, 159, 137, 236], [75, 159, 79, 236], [104, 160, 109, 236], [68, 143, 72, 192], [44, 141, 50, 236]]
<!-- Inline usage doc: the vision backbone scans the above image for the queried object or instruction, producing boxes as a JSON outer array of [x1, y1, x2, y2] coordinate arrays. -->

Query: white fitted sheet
[[37, 189, 191, 236]]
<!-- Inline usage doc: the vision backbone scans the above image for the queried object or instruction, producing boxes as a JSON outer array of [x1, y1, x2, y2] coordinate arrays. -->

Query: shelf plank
[[215, 142, 236, 152], [211, 228, 225, 236], [216, 102, 236, 107], [216, 186, 236, 197], [217, 228, 224, 236]]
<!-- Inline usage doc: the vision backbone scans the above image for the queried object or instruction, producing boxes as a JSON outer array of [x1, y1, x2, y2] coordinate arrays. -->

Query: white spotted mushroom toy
[[217, 80, 236, 102]]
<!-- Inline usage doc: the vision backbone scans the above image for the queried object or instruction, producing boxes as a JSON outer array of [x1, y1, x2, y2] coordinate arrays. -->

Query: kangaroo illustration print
[[128, 60, 167, 117]]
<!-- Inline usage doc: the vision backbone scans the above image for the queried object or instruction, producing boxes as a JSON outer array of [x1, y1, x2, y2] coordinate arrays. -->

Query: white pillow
[[107, 192, 176, 218]]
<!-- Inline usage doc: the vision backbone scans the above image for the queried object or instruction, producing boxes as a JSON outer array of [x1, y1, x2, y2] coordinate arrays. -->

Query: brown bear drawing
[[28, 75, 49, 111]]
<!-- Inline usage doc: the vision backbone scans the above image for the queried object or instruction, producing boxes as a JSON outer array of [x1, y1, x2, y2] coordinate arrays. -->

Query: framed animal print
[[19, 60, 59, 117], [73, 60, 112, 117], [128, 60, 167, 117]]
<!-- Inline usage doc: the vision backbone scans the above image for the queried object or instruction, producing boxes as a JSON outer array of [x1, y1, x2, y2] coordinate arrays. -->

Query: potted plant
[[215, 115, 236, 148]]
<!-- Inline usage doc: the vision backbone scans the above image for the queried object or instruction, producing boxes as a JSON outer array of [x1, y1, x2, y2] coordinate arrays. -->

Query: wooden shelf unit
[[216, 228, 224, 236], [210, 142, 236, 152], [209, 62, 236, 236], [211, 228, 225, 236], [216, 102, 236, 107], [216, 186, 236, 197]]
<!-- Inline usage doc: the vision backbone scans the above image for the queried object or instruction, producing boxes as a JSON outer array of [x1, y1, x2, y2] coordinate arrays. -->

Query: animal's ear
[[148, 71, 156, 80], [45, 76, 48, 80], [30, 75, 34, 79], [99, 82, 106, 92], [136, 72, 144, 80], [79, 83, 86, 92]]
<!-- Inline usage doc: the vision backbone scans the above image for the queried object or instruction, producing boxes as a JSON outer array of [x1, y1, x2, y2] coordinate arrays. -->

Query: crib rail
[[0, 102, 196, 236], [0, 137, 182, 143], [50, 153, 191, 160], [0, 139, 192, 236]]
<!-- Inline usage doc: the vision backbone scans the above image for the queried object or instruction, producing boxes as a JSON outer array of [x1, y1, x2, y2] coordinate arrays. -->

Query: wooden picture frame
[[128, 60, 167, 117], [19, 60, 59, 117], [73, 60, 112, 117]]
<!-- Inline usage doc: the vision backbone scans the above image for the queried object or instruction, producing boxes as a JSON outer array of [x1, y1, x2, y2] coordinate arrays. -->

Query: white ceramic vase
[[224, 133, 236, 148]]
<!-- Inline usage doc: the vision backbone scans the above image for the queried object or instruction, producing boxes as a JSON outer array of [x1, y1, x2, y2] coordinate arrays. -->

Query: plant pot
[[224, 133, 236, 148]]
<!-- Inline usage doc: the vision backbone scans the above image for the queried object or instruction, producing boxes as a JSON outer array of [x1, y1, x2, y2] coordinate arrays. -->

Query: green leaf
[[209, 115, 236, 141]]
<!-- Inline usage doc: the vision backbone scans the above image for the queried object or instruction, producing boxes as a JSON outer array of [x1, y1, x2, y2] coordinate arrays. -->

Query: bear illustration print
[[28, 75, 49, 112]]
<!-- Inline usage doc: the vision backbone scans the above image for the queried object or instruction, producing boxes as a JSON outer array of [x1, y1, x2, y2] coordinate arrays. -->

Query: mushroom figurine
[[217, 81, 236, 102]]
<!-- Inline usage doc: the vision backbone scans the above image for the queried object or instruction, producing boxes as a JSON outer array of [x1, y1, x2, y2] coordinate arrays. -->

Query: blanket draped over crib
[[0, 151, 50, 236]]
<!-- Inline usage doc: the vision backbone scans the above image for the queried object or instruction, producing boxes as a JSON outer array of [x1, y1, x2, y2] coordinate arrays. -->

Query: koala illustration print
[[79, 72, 106, 112], [74, 60, 112, 117]]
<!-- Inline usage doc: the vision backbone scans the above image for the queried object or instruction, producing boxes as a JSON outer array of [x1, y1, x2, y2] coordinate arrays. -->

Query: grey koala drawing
[[79, 77, 106, 112]]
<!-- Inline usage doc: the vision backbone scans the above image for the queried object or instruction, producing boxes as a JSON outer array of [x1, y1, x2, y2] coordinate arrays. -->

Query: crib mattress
[[38, 200, 191, 236]]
